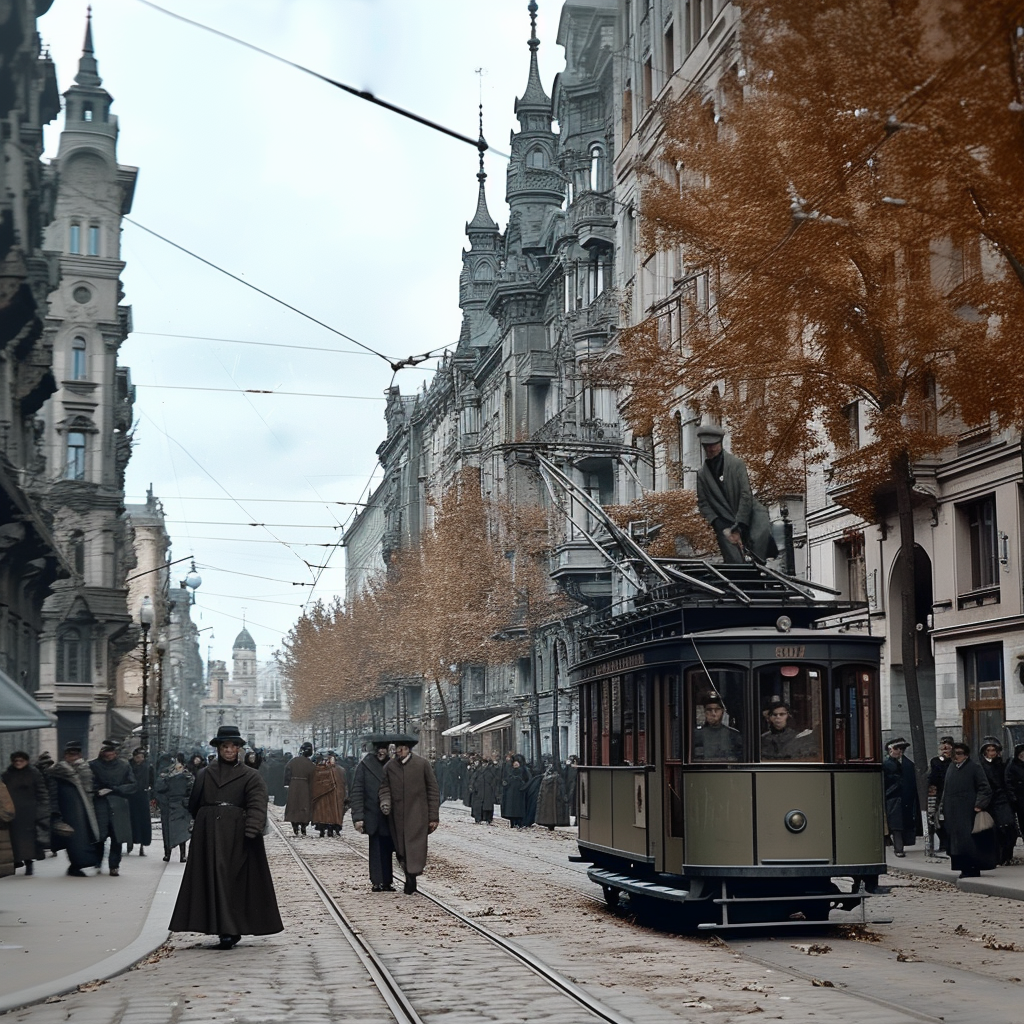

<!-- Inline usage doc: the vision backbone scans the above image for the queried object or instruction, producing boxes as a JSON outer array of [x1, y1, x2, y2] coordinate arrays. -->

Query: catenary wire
[[127, 495, 370, 506], [134, 0, 507, 156], [135, 383, 385, 400]]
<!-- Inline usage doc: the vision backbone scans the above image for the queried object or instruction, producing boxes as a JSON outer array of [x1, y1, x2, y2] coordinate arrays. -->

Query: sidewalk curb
[[886, 851, 1024, 902], [0, 859, 184, 1015]]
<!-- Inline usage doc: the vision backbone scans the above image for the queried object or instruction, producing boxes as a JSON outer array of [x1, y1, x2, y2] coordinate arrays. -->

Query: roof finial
[[475, 68, 487, 178], [515, 1, 550, 113], [75, 5, 102, 87], [528, 0, 539, 53], [84, 6, 94, 54], [467, 76, 498, 236]]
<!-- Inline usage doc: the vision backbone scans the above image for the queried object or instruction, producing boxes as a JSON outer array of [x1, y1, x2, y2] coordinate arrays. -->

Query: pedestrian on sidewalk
[[0, 779, 16, 878], [927, 737, 955, 855], [536, 762, 569, 830], [979, 737, 1018, 865], [90, 741, 137, 876], [883, 738, 921, 857], [379, 734, 439, 894], [2, 751, 48, 875], [154, 754, 193, 862], [284, 742, 315, 836], [169, 725, 283, 949], [126, 748, 153, 857], [351, 735, 396, 891], [1006, 742, 1024, 858], [502, 758, 528, 829], [311, 752, 346, 837], [941, 741, 996, 879], [46, 741, 99, 876]]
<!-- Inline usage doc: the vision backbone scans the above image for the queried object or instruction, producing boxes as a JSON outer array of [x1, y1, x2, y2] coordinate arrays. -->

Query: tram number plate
[[775, 645, 806, 658]]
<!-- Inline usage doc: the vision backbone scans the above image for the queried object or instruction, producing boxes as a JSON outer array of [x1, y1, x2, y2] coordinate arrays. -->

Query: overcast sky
[[37, 0, 566, 666]]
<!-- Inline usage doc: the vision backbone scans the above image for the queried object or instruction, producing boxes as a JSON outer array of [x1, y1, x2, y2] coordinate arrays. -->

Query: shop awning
[[467, 713, 513, 734], [0, 670, 57, 732], [441, 721, 472, 736]]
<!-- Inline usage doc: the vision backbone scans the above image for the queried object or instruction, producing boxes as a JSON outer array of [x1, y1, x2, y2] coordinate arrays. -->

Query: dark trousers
[[96, 826, 122, 870], [368, 831, 395, 887]]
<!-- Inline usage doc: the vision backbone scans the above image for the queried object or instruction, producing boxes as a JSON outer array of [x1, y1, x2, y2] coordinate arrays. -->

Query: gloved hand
[[354, 820, 364, 833], [428, 821, 438, 834], [380, 803, 391, 816]]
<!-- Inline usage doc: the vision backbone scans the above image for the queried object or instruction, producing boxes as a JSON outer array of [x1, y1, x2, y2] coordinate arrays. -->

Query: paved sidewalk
[[0, 845, 183, 1013], [885, 845, 1024, 900]]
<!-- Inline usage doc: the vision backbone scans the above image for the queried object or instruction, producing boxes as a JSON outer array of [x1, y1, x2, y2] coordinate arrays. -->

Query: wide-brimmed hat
[[390, 734, 418, 748], [980, 736, 1002, 753], [886, 737, 909, 750], [209, 725, 246, 747], [364, 733, 391, 750]]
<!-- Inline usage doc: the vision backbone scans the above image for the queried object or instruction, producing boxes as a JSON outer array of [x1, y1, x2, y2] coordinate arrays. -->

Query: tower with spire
[[36, 10, 141, 753]]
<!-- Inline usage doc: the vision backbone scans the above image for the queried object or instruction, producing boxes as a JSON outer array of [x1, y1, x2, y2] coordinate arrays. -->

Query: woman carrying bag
[[941, 742, 996, 879]]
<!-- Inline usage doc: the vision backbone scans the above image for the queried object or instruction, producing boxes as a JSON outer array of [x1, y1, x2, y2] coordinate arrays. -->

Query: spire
[[467, 102, 498, 233], [516, 1, 550, 115], [75, 6, 102, 87]]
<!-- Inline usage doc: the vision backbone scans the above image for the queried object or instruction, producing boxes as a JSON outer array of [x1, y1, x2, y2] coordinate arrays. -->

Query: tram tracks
[[273, 816, 638, 1024]]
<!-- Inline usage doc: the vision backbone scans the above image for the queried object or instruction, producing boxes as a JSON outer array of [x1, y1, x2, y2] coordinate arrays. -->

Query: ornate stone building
[[349, 1, 619, 764], [33, 17, 138, 754]]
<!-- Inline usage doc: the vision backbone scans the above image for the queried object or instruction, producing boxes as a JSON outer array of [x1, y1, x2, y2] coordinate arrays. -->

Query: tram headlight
[[784, 809, 807, 833], [776, 615, 792, 633]]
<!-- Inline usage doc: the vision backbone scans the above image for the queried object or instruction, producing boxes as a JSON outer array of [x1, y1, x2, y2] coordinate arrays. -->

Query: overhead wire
[[127, 495, 370, 506], [135, 384, 385, 400], [134, 0, 506, 156]]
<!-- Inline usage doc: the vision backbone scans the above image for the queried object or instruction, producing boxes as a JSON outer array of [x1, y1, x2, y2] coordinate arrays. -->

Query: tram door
[[659, 671, 684, 873]]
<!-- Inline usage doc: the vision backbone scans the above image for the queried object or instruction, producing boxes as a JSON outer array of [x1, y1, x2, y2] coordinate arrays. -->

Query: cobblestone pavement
[[6, 806, 1024, 1023]]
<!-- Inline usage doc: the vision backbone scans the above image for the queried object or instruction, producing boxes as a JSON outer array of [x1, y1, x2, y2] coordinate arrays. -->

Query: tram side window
[[623, 674, 635, 764], [833, 665, 879, 763], [601, 679, 611, 765], [688, 667, 748, 762], [610, 675, 623, 764], [665, 673, 683, 762], [758, 665, 825, 762]]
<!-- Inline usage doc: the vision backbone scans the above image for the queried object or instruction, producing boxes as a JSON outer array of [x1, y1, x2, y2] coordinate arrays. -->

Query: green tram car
[[571, 561, 889, 930]]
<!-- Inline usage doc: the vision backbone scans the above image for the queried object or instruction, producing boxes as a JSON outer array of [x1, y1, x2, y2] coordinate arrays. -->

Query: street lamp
[[139, 596, 154, 750], [182, 559, 202, 604]]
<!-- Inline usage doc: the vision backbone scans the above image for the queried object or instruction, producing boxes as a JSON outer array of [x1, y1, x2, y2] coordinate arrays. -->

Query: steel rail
[[272, 817, 426, 1024], [286, 822, 637, 1024]]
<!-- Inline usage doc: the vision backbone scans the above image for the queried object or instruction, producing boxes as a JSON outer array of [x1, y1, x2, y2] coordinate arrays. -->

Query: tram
[[570, 560, 888, 930]]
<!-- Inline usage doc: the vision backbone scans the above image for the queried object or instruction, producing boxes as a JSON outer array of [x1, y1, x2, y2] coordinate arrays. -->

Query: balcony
[[568, 191, 615, 250]]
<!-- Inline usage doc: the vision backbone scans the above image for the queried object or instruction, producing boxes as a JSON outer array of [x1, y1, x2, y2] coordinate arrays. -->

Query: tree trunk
[[892, 452, 929, 813]]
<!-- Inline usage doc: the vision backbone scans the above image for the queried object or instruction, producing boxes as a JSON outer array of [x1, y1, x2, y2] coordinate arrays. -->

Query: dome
[[233, 627, 256, 652]]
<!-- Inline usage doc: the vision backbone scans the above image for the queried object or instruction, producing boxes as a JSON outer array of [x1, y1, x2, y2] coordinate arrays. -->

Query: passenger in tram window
[[692, 692, 744, 762], [760, 699, 816, 760]]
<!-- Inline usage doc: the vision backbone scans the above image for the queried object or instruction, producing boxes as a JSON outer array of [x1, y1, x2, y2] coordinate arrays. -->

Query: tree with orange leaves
[[610, 0, 1024, 794]]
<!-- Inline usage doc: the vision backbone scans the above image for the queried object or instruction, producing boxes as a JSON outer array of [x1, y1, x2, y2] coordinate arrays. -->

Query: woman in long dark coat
[[311, 754, 347, 837], [1, 751, 48, 874], [154, 755, 193, 861], [978, 738, 1018, 864], [126, 748, 153, 856], [169, 726, 283, 948], [536, 764, 569, 829], [941, 742, 995, 879], [501, 760, 529, 828], [883, 739, 921, 856], [1006, 742, 1024, 850]]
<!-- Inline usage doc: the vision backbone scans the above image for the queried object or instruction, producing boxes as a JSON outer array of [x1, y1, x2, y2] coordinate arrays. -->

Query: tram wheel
[[602, 885, 621, 909]]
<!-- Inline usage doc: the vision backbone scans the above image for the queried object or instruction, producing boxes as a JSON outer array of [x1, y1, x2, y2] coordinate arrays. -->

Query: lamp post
[[139, 596, 154, 751]]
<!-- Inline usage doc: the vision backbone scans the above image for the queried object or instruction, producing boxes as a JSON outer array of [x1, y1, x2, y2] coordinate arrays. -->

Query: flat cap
[[696, 423, 725, 443]]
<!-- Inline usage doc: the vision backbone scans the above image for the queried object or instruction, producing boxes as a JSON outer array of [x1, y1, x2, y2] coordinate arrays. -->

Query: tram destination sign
[[579, 652, 646, 679], [775, 645, 806, 659]]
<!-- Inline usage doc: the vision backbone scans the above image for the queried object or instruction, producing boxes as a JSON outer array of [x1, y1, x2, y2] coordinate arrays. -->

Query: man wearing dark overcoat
[[883, 738, 922, 856], [90, 741, 137, 876], [169, 725, 283, 948], [47, 741, 99, 875], [350, 735, 396, 891], [284, 742, 316, 835], [379, 734, 439, 894], [695, 423, 778, 564]]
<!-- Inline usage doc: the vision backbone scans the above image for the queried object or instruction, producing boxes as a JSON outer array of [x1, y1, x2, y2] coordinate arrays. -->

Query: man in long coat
[[90, 741, 137, 876], [695, 423, 778, 564], [379, 734, 439, 894], [169, 725, 283, 948], [350, 735, 396, 891], [311, 753, 347, 837], [536, 763, 569, 829], [47, 741, 100, 875], [154, 755, 194, 861], [283, 742, 315, 835], [126, 747, 153, 856], [883, 738, 922, 856]]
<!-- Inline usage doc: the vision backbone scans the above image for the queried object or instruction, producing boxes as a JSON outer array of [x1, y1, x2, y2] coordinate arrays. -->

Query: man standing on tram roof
[[692, 692, 744, 762], [695, 423, 778, 564]]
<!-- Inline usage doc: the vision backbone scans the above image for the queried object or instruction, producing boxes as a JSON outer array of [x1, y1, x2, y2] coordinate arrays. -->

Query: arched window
[[56, 627, 89, 683], [527, 147, 547, 169], [69, 223, 81, 254], [71, 338, 87, 380], [473, 262, 495, 282], [589, 145, 605, 191], [66, 432, 86, 480], [87, 225, 100, 257], [83, 103, 93, 122]]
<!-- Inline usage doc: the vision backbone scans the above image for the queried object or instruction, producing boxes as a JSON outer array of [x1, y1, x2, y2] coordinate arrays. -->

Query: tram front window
[[758, 665, 824, 762], [688, 667, 747, 762]]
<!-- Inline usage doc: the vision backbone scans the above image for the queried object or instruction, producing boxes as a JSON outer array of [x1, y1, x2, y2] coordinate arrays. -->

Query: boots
[[179, 843, 187, 863], [24, 860, 33, 876]]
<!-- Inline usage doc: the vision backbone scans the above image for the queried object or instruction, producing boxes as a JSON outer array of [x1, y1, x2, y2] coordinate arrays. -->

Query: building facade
[[33, 17, 139, 755]]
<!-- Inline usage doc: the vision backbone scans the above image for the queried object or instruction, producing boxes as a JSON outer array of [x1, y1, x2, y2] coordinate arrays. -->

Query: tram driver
[[760, 698, 816, 760], [692, 692, 744, 762]]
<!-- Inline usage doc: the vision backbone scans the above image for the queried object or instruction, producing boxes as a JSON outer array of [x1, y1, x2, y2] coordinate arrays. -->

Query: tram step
[[713, 892, 879, 904], [697, 915, 894, 931], [587, 867, 691, 903]]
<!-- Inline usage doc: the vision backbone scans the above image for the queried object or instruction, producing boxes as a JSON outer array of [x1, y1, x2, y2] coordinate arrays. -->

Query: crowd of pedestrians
[[886, 735, 1024, 879]]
